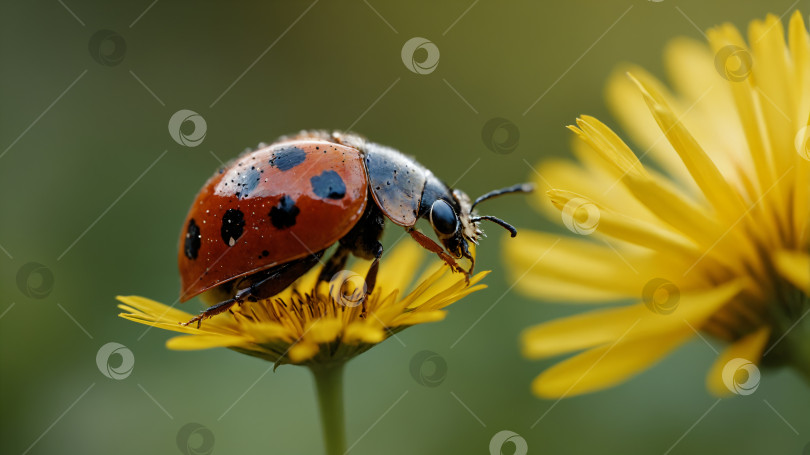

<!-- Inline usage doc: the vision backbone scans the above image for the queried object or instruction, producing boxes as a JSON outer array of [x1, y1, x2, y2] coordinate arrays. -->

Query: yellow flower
[[508, 12, 810, 398], [118, 241, 487, 366]]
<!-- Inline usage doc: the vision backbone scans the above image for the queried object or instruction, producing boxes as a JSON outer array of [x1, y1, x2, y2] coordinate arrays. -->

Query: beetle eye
[[430, 200, 458, 236]]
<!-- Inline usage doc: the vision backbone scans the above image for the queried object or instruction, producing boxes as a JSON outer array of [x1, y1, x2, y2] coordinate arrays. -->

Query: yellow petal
[[416, 283, 488, 312], [242, 322, 296, 344], [166, 334, 248, 350], [788, 11, 810, 124], [513, 276, 625, 302], [523, 280, 744, 359], [663, 39, 753, 192], [707, 24, 779, 195], [749, 15, 794, 172], [306, 318, 344, 343], [532, 326, 692, 398], [505, 231, 700, 302], [774, 250, 810, 294], [118, 313, 216, 336], [535, 153, 656, 223], [343, 321, 385, 344], [377, 241, 424, 293], [606, 66, 692, 187], [706, 327, 770, 396], [547, 189, 698, 259], [288, 341, 319, 363], [393, 310, 446, 326], [622, 171, 747, 259], [116, 295, 193, 322], [572, 116, 648, 179], [630, 73, 749, 222], [407, 273, 488, 311]]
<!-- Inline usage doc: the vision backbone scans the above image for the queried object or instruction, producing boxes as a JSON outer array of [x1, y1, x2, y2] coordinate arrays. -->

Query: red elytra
[[178, 140, 367, 301]]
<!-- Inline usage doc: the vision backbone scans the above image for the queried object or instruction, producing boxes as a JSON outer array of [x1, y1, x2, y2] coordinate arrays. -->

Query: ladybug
[[179, 131, 532, 326]]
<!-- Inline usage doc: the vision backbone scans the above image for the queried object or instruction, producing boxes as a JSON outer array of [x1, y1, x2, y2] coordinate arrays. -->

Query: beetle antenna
[[471, 183, 534, 210], [470, 215, 518, 237]]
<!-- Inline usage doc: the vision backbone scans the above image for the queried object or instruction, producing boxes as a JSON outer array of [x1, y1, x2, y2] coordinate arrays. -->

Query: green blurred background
[[2, 1, 808, 454]]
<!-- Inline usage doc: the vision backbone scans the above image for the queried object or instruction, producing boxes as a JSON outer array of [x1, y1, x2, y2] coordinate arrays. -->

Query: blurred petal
[[774, 250, 810, 294], [306, 318, 343, 343], [706, 327, 770, 396], [532, 327, 692, 398], [289, 341, 319, 363], [344, 321, 385, 344], [523, 280, 744, 359]]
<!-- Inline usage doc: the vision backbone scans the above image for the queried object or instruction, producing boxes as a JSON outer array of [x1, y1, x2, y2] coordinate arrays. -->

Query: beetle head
[[427, 183, 534, 273]]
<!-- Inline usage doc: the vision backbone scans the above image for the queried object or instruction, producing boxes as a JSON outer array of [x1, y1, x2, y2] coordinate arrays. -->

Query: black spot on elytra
[[310, 170, 346, 200], [270, 147, 307, 171], [221, 208, 245, 246], [261, 250, 269, 257], [234, 166, 262, 199], [269, 195, 300, 229], [184, 219, 201, 259]]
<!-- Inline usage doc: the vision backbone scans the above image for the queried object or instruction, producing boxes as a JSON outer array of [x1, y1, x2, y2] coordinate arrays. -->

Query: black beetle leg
[[182, 252, 323, 328], [182, 294, 243, 328], [361, 242, 384, 315]]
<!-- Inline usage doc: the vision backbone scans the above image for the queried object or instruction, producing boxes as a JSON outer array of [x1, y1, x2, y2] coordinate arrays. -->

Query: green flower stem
[[311, 363, 347, 455]]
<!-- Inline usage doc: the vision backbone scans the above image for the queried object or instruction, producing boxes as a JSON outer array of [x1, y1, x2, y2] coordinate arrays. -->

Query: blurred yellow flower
[[118, 241, 487, 366], [508, 12, 810, 398]]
